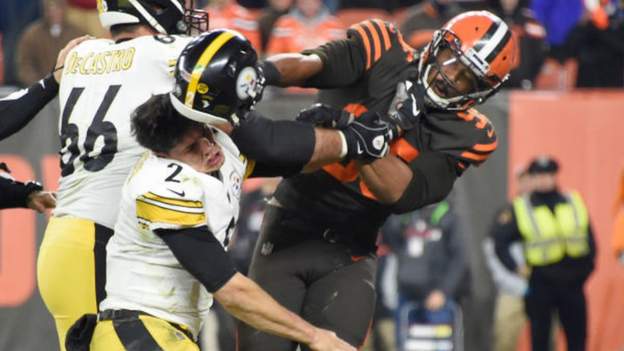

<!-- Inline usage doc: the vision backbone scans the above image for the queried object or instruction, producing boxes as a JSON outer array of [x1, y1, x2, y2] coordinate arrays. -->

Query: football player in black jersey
[[237, 10, 518, 350]]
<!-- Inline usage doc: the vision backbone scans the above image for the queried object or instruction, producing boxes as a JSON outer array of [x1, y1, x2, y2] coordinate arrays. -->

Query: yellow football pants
[[37, 217, 112, 351], [91, 314, 199, 350]]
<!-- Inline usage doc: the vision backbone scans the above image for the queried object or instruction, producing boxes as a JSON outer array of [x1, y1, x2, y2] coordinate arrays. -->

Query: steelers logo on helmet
[[169, 29, 261, 126], [236, 66, 260, 100], [417, 10, 518, 111]]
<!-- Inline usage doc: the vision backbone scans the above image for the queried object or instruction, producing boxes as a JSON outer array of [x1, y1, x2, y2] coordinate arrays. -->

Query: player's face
[[426, 47, 479, 99], [167, 126, 225, 173]]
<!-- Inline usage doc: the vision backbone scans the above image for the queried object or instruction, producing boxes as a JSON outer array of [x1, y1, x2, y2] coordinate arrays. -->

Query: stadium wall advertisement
[[1, 90, 623, 350]]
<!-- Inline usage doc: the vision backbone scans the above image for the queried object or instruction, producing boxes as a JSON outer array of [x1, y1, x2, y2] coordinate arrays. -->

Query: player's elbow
[[213, 273, 255, 312], [390, 154, 456, 214]]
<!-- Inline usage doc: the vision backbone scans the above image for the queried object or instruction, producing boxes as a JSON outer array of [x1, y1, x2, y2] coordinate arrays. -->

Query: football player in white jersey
[[80, 30, 394, 350], [36, 1, 208, 349]]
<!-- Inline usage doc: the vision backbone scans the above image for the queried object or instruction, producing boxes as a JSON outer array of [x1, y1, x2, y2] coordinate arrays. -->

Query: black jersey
[[274, 20, 497, 250], [0, 74, 59, 140]]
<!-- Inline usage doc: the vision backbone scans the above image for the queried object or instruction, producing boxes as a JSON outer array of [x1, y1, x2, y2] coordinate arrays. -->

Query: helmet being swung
[[169, 29, 265, 126]]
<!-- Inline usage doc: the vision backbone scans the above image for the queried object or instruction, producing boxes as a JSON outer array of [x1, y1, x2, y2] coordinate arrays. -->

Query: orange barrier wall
[[509, 90, 624, 351]]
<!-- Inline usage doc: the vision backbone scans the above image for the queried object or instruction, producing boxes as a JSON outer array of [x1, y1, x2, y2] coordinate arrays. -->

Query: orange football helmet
[[418, 10, 518, 110]]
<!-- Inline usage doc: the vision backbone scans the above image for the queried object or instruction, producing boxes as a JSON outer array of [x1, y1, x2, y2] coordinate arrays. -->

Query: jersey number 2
[[60, 85, 120, 176]]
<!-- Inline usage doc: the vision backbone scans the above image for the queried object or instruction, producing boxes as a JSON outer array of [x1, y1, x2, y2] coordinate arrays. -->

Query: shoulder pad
[[347, 19, 398, 70]]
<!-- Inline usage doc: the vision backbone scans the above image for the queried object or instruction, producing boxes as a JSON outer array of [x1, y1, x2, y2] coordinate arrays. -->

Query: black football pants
[[525, 279, 587, 351], [237, 205, 377, 351]]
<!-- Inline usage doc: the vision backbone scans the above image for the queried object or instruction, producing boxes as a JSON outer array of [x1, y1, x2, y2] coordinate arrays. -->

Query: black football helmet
[[97, 0, 208, 35], [169, 29, 264, 126]]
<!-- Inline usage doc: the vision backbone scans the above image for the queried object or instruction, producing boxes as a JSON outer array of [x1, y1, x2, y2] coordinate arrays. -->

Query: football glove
[[342, 111, 397, 160], [388, 79, 427, 130]]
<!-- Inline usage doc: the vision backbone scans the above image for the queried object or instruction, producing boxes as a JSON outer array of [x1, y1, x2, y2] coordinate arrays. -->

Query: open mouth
[[432, 78, 451, 97], [205, 149, 224, 169]]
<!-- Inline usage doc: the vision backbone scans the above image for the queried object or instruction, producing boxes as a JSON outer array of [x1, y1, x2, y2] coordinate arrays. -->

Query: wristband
[[338, 131, 348, 158], [259, 61, 282, 86], [44, 72, 60, 90]]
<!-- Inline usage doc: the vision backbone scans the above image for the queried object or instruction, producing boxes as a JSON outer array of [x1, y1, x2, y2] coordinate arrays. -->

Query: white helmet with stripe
[[97, 0, 207, 35]]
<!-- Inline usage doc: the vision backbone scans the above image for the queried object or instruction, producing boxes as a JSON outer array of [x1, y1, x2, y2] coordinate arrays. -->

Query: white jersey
[[101, 128, 248, 338], [54, 35, 193, 229]]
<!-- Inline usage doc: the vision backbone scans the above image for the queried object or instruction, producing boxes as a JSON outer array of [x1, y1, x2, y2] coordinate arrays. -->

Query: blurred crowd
[[1, 0, 624, 89]]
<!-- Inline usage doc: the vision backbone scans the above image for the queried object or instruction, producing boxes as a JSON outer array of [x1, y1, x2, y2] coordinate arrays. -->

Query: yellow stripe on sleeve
[[142, 192, 203, 209], [136, 199, 206, 227]]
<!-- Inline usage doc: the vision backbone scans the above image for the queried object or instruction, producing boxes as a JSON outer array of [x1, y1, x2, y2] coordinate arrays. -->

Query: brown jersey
[[274, 20, 497, 251]]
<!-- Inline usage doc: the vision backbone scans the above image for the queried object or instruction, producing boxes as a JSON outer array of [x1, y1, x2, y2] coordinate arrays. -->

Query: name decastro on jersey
[[54, 34, 192, 229]]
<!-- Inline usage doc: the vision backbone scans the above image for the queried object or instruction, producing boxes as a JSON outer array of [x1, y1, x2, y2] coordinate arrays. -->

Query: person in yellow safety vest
[[493, 155, 596, 351]]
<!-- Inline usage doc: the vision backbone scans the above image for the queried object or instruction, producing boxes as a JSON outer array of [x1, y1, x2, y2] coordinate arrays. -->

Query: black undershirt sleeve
[[0, 74, 59, 141], [231, 111, 315, 177], [390, 152, 457, 214], [0, 176, 33, 209], [155, 226, 237, 293]]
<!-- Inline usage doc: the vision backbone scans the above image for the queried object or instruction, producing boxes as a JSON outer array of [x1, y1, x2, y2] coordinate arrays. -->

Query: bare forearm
[[357, 156, 413, 204], [266, 53, 323, 86], [215, 273, 316, 345], [302, 129, 344, 172]]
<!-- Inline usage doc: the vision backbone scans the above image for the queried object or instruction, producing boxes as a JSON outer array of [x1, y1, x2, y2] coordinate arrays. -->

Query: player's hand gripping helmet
[[418, 10, 518, 110], [169, 29, 265, 126], [97, 0, 208, 35]]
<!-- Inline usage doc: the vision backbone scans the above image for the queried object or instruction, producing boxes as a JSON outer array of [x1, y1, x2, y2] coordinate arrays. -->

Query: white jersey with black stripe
[[101, 129, 247, 338], [53, 34, 193, 229]]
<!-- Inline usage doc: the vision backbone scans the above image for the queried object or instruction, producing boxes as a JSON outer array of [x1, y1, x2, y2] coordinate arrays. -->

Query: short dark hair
[[131, 93, 204, 154]]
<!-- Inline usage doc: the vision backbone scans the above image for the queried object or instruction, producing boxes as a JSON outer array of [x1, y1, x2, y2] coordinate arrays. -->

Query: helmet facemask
[[418, 29, 507, 111], [184, 1, 209, 35]]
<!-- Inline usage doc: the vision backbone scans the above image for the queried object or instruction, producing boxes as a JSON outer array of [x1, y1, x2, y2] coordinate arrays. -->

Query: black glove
[[296, 103, 354, 128], [388, 79, 427, 130], [342, 111, 396, 160]]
